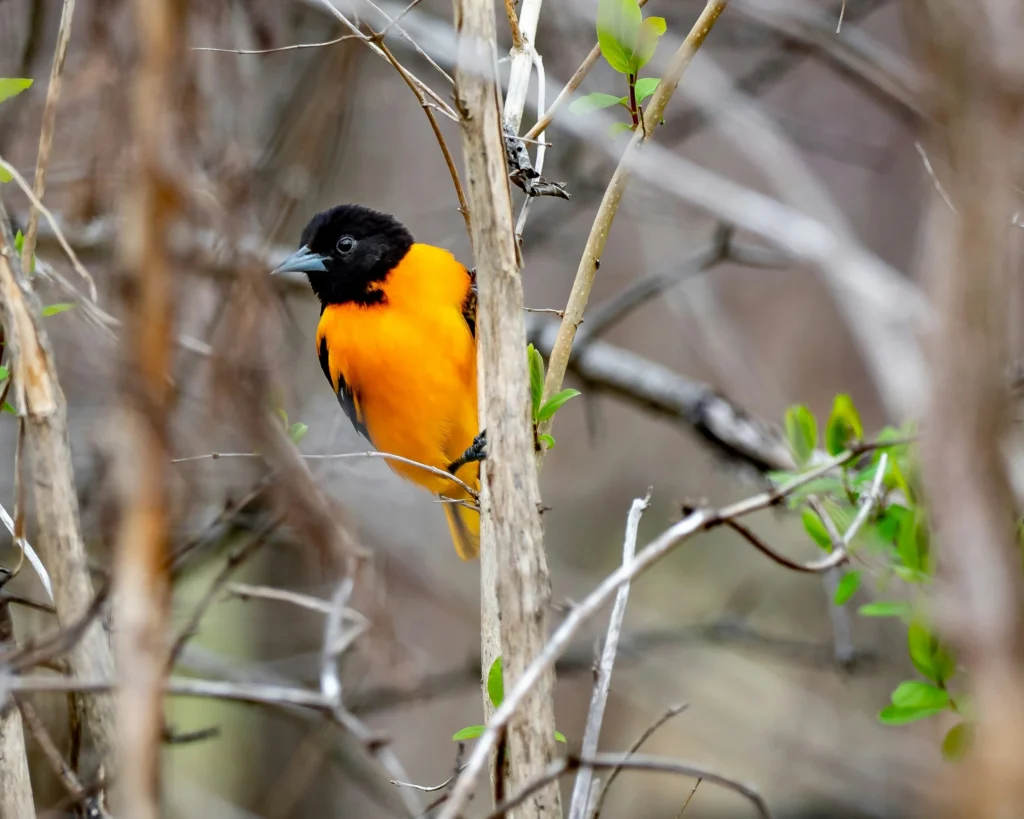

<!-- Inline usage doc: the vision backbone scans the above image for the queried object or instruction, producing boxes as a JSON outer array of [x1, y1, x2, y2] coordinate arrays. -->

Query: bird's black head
[[272, 204, 414, 308]]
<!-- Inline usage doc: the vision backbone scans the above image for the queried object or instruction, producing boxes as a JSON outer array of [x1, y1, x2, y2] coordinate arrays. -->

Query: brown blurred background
[[0, 0, 948, 816]]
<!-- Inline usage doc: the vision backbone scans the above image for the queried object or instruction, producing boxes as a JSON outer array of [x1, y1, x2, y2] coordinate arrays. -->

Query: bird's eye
[[336, 235, 356, 254]]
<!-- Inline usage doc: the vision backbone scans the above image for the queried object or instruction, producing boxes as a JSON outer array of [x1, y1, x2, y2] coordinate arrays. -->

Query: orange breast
[[315, 243, 479, 497]]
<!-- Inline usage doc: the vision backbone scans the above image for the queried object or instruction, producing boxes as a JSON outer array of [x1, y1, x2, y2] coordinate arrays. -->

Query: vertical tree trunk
[[451, 0, 561, 814]]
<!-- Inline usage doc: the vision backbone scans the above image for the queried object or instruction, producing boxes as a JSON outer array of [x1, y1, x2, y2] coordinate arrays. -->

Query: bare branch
[[537, 0, 729, 449], [590, 704, 689, 819], [0, 204, 116, 775], [568, 492, 651, 819], [488, 753, 771, 819], [112, 0, 187, 814], [527, 316, 794, 473], [20, 0, 76, 274], [453, 0, 559, 811], [523, 0, 651, 141], [0, 602, 34, 819]]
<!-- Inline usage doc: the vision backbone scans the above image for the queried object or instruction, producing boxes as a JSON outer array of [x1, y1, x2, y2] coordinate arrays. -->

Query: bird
[[273, 204, 485, 560]]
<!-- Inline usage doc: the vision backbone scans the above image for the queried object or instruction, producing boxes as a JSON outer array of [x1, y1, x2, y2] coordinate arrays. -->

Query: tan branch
[[0, 216, 116, 777], [112, 0, 186, 815], [452, 0, 559, 812], [0, 602, 34, 819], [537, 0, 729, 448], [21, 0, 76, 273]]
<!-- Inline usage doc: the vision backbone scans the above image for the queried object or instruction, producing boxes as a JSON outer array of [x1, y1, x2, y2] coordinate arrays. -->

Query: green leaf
[[537, 388, 581, 421], [0, 166, 9, 184], [0, 78, 32, 105], [941, 723, 972, 762], [13, 230, 35, 273], [554, 730, 567, 743], [784, 404, 817, 467], [0, 364, 8, 381], [569, 92, 626, 114], [630, 16, 664, 72], [288, 422, 308, 444], [527, 344, 545, 419], [1, 401, 15, 415], [538, 433, 556, 449], [897, 508, 928, 573], [833, 571, 860, 605], [634, 77, 660, 102], [452, 725, 485, 741], [858, 601, 912, 618], [801, 508, 832, 549], [932, 641, 957, 686], [908, 621, 954, 683], [878, 704, 947, 726], [890, 680, 949, 710], [41, 303, 74, 317], [486, 656, 503, 708], [596, 0, 642, 74], [276, 407, 288, 426], [825, 394, 863, 456], [875, 505, 909, 544], [643, 15, 667, 35], [608, 121, 634, 137]]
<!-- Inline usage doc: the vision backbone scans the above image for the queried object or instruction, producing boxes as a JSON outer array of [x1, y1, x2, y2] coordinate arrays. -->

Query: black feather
[[319, 335, 371, 442]]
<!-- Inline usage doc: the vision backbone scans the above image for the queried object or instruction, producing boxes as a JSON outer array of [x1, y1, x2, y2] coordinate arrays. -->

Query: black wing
[[461, 266, 477, 338], [318, 336, 371, 442]]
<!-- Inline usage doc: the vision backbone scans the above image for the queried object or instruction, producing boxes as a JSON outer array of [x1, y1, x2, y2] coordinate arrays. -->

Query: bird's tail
[[443, 500, 480, 561]]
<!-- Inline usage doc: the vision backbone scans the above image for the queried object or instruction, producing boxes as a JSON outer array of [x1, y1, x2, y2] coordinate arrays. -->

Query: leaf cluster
[[774, 395, 970, 760]]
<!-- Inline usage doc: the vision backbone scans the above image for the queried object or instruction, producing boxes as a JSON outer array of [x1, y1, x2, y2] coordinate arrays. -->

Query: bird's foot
[[448, 430, 488, 475]]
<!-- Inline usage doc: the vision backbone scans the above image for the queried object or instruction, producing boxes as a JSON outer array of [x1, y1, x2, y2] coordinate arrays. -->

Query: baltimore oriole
[[273, 204, 485, 560]]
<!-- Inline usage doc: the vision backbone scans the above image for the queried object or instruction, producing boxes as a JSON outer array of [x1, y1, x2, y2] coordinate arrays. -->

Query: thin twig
[[486, 754, 771, 819], [675, 778, 702, 818], [0, 496, 52, 602], [17, 698, 87, 803], [591, 704, 689, 819], [193, 34, 361, 54], [914, 140, 957, 214], [391, 767, 465, 792], [21, 0, 76, 275], [311, 0, 469, 233], [320, 576, 357, 704], [0, 159, 96, 300], [568, 491, 651, 819], [166, 519, 279, 670], [836, 0, 846, 34], [537, 0, 729, 450], [523, 0, 651, 142], [226, 582, 353, 617], [377, 40, 471, 234], [171, 449, 478, 499]]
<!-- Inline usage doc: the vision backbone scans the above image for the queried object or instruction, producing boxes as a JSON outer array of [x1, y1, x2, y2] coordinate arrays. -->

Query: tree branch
[[112, 0, 186, 814], [568, 493, 650, 819], [21, 0, 76, 273], [0, 208, 116, 777], [537, 0, 729, 449], [452, 0, 560, 812], [0, 601, 34, 819]]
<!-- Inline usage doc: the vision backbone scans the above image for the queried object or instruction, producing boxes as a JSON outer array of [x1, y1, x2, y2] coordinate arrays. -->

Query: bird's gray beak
[[271, 245, 328, 275]]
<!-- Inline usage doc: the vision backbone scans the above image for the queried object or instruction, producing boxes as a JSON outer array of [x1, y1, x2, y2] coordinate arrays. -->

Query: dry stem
[[21, 0, 77, 273], [111, 0, 186, 814], [537, 0, 729, 448], [452, 0, 560, 812]]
